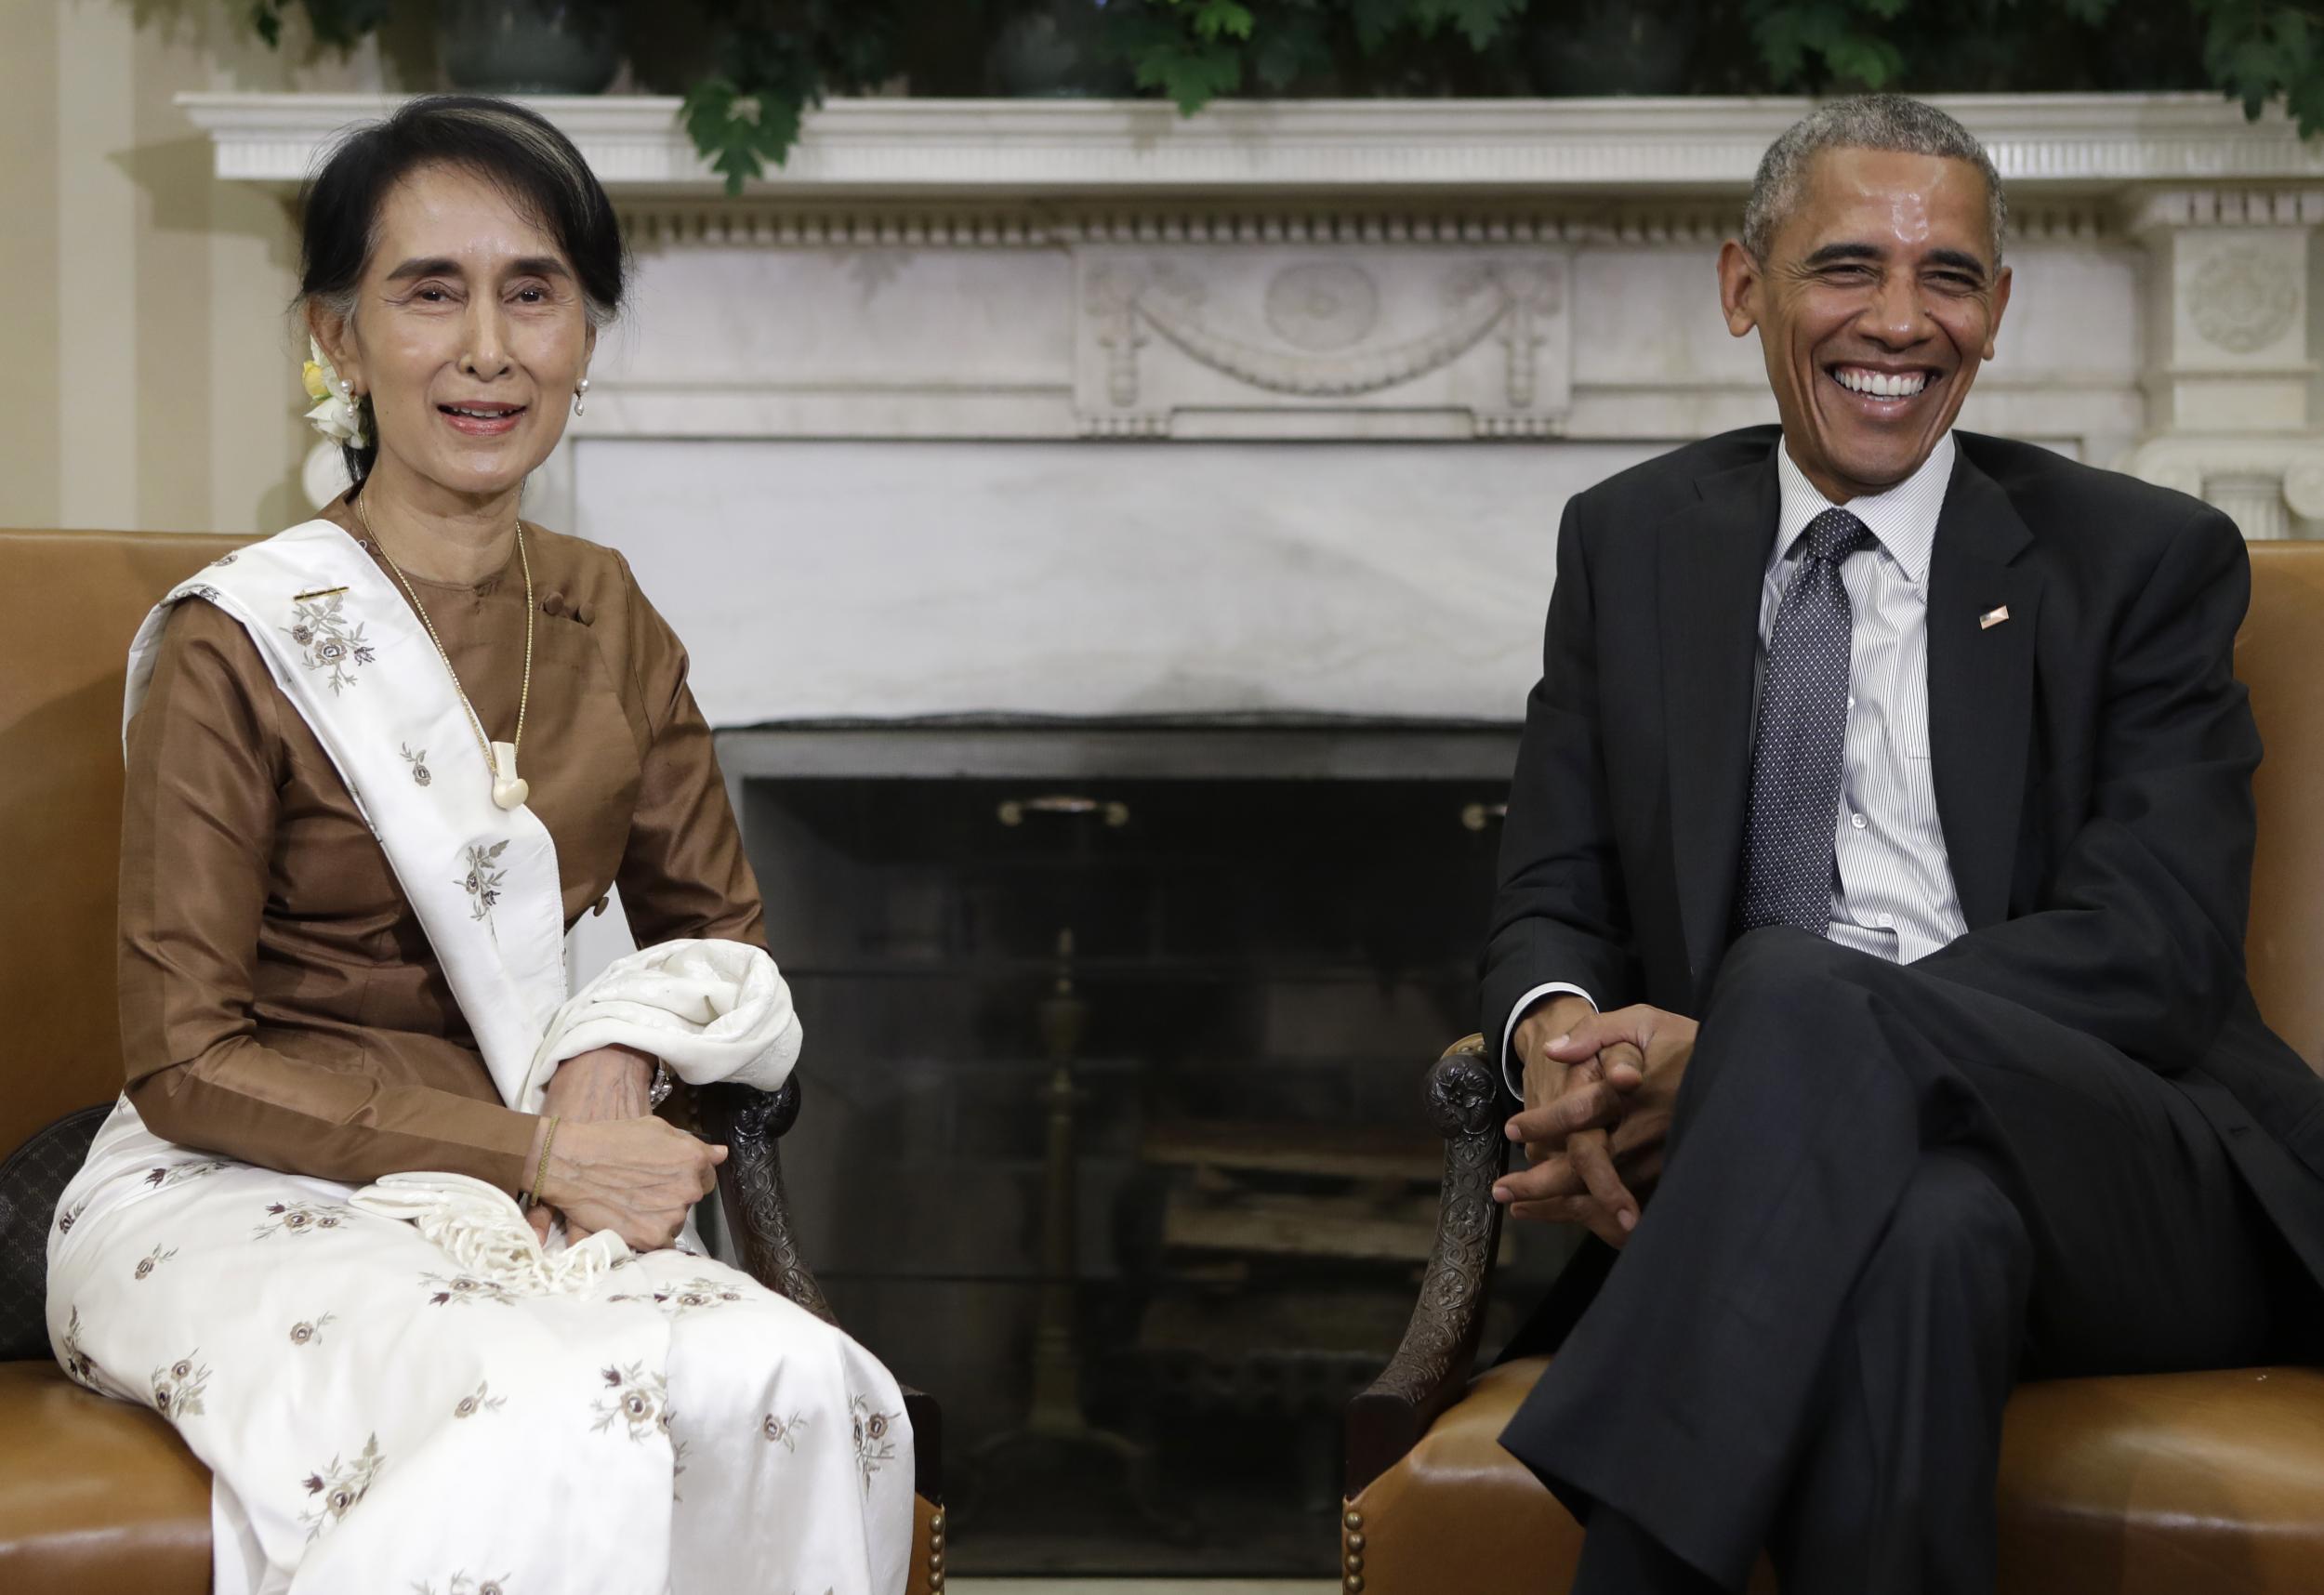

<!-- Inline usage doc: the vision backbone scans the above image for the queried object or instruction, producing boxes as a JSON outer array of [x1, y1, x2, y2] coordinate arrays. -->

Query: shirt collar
[[1772, 429, 1954, 587]]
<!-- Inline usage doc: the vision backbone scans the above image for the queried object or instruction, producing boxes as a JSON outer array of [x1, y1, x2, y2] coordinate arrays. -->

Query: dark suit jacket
[[1483, 424, 2324, 1292]]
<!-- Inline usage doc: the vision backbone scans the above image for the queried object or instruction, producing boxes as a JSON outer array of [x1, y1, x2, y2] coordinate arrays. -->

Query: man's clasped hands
[[1491, 995, 1699, 1248]]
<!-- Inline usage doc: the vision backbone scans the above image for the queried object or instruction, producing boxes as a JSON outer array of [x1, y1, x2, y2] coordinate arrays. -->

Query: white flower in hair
[[301, 337, 368, 448]]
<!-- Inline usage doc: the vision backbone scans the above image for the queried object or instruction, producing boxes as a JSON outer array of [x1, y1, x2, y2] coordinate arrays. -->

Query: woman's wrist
[[549, 1042, 656, 1090], [521, 1114, 551, 1203], [532, 1117, 589, 1209]]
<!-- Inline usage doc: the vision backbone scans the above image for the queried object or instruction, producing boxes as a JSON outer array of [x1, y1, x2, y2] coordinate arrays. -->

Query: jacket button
[[592, 895, 610, 916]]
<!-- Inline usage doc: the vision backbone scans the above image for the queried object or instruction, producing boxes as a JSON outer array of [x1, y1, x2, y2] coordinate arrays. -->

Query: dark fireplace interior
[[719, 718, 1576, 1576]]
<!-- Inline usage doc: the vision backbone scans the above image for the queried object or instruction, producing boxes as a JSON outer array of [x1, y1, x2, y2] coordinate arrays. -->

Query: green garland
[[249, 0, 2324, 195]]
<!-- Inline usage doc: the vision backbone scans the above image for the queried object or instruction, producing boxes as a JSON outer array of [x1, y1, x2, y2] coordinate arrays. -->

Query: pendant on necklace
[[490, 740, 530, 811]]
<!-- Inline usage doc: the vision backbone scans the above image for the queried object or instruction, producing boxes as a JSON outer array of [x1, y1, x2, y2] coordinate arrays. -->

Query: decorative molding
[[1073, 246, 1571, 439], [1264, 262, 1380, 350], [2116, 433, 2324, 539], [1095, 259, 1554, 398], [2187, 244, 2304, 354], [178, 92, 2324, 198], [605, 199, 2130, 251], [2130, 187, 2324, 233]]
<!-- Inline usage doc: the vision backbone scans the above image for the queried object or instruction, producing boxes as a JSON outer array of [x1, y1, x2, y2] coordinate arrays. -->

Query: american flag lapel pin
[[1979, 604, 2011, 630]]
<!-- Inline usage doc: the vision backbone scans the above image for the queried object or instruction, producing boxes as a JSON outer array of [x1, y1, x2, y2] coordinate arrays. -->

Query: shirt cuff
[[1501, 982, 1599, 1100]]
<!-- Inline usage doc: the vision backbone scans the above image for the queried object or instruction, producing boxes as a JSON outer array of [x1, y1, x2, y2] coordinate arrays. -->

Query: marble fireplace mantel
[[181, 92, 2324, 726]]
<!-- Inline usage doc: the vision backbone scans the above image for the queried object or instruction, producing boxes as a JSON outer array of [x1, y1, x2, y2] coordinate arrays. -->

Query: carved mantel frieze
[[1076, 247, 1570, 438]]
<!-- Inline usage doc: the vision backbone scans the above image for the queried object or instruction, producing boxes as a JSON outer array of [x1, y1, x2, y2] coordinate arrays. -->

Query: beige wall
[[0, 0, 426, 535]]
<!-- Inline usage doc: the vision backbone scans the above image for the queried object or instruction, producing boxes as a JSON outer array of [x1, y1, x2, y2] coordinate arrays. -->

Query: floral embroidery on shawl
[[452, 1379, 508, 1417], [761, 1411, 808, 1453], [288, 1313, 336, 1347], [591, 1362, 671, 1443], [59, 1307, 116, 1395], [414, 1575, 509, 1595], [284, 591, 375, 695], [253, 1200, 350, 1240], [459, 841, 509, 926], [851, 1394, 900, 1486], [133, 1245, 178, 1281], [402, 744, 432, 786], [298, 1433, 384, 1539], [422, 1272, 520, 1308], [151, 1352, 212, 1420], [608, 1277, 745, 1316], [143, 1160, 230, 1190]]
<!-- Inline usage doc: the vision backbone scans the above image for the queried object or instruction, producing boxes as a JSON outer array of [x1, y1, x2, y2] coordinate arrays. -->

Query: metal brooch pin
[[1979, 605, 2011, 629], [293, 586, 350, 602]]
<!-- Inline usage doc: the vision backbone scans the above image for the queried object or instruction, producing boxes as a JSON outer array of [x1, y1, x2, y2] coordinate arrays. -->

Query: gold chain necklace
[[352, 491, 535, 811]]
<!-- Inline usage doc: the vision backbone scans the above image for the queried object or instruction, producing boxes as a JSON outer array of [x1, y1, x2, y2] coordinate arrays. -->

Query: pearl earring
[[573, 376, 589, 417]]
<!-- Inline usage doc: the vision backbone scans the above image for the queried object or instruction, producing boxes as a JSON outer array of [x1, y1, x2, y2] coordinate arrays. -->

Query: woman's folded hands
[[528, 1045, 727, 1250]]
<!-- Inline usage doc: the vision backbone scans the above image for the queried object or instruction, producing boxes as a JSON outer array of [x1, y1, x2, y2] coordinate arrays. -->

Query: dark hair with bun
[[297, 95, 626, 484]]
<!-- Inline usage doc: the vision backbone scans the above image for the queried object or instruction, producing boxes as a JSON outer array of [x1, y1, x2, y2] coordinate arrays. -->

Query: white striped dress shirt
[[1502, 432, 1969, 1092], [1770, 430, 1968, 964]]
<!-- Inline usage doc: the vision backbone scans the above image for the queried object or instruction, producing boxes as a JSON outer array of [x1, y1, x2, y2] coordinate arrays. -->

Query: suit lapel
[[1925, 446, 2042, 929], [1660, 451, 1780, 991]]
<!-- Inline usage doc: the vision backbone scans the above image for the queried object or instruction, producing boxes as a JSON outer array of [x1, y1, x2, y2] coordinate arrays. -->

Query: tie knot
[[1802, 507, 1875, 565]]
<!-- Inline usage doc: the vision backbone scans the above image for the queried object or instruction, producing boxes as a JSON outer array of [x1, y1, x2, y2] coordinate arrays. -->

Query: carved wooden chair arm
[[698, 1076, 944, 1504], [700, 1077, 836, 1324], [1343, 1033, 1512, 1496]]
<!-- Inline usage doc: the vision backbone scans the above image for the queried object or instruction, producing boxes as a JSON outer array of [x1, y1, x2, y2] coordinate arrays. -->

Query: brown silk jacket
[[117, 500, 768, 1195]]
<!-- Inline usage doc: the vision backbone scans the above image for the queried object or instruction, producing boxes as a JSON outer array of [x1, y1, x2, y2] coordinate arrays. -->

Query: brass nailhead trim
[[1348, 1533, 1366, 1551], [1345, 1577, 1366, 1594], [1346, 1554, 1365, 1573], [1344, 1509, 1364, 1531]]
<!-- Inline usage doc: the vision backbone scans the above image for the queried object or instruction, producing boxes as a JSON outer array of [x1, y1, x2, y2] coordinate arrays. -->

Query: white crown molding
[[177, 91, 2324, 199]]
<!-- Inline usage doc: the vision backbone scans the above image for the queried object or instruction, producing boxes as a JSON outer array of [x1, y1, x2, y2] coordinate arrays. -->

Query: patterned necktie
[[1736, 507, 1877, 934]]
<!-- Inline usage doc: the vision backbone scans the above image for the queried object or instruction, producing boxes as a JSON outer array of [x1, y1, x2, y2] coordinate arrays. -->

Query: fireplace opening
[[720, 718, 1577, 1575]]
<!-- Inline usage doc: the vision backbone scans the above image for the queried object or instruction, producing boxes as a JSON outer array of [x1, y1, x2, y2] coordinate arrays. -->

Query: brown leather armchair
[[0, 529, 946, 1593], [1343, 541, 2324, 1595]]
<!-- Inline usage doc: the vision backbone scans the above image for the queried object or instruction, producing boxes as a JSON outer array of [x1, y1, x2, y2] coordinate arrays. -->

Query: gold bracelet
[[526, 1114, 561, 1210]]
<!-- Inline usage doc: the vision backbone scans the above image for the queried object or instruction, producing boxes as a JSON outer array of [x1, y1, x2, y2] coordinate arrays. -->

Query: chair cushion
[[0, 1358, 209, 1593], [1997, 1365, 2324, 1595], [1342, 1360, 1583, 1595], [0, 1354, 953, 1595], [1349, 1358, 2324, 1595]]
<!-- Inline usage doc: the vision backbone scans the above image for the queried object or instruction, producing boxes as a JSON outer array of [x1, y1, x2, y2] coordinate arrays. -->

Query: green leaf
[[1185, 0, 1257, 43], [1414, 0, 1527, 52], [680, 73, 809, 197], [1133, 40, 1247, 114]]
